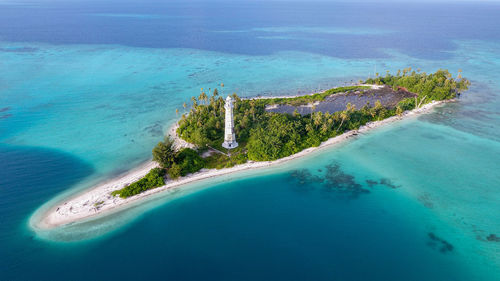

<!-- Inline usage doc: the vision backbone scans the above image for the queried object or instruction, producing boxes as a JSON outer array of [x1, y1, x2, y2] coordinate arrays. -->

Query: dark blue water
[[1, 1, 500, 280], [1, 1, 499, 58], [0, 170, 474, 280]]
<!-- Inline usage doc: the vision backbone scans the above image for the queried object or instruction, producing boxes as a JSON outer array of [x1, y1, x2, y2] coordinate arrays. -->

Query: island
[[34, 68, 470, 229]]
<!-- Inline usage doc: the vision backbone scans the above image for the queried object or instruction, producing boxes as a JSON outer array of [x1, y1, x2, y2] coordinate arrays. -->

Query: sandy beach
[[34, 99, 450, 230]]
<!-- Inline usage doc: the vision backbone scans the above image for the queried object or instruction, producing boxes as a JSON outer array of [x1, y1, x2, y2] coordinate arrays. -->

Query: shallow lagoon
[[1, 1, 500, 280]]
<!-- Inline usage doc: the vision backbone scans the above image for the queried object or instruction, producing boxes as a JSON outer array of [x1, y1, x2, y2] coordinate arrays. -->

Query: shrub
[[111, 168, 166, 198], [168, 163, 182, 179], [152, 137, 176, 168], [175, 148, 205, 176]]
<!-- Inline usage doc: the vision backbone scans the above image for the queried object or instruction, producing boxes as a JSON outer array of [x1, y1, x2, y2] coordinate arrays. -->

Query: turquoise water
[[1, 1, 500, 280]]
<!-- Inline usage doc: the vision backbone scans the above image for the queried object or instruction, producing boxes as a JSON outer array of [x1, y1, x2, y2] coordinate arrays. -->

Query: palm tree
[[191, 96, 198, 108], [199, 91, 207, 105], [416, 95, 427, 108], [305, 123, 313, 134], [337, 111, 349, 131], [310, 104, 317, 121], [321, 123, 328, 134], [209, 96, 216, 117], [250, 100, 256, 119], [395, 106, 403, 117], [313, 112, 322, 129]]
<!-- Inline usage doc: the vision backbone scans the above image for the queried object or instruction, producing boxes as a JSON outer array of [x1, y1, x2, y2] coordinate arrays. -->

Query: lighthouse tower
[[222, 96, 238, 149]]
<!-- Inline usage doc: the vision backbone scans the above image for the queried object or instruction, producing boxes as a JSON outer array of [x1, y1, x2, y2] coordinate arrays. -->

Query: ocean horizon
[[1, 1, 499, 280]]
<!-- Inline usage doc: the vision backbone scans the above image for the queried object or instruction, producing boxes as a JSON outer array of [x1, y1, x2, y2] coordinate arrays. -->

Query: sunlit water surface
[[0, 1, 499, 280]]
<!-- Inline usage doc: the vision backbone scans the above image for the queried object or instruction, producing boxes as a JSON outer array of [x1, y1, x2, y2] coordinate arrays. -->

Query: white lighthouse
[[222, 96, 238, 149]]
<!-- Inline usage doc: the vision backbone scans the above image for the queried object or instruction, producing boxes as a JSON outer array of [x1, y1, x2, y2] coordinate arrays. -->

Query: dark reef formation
[[365, 179, 378, 188], [323, 164, 369, 197], [427, 232, 454, 253], [486, 234, 500, 242], [289, 162, 406, 198], [289, 162, 370, 198], [417, 193, 434, 209], [379, 178, 401, 189], [0, 107, 12, 119]]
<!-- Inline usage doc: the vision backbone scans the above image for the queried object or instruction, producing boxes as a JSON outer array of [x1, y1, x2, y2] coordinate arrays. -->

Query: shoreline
[[33, 99, 451, 230]]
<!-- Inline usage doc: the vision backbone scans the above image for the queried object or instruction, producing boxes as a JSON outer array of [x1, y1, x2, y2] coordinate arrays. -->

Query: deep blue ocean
[[1, 1, 500, 280]]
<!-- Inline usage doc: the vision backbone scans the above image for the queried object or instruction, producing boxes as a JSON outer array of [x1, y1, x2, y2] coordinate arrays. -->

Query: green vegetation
[[113, 141, 206, 198], [178, 70, 469, 162], [204, 150, 248, 169], [111, 168, 166, 198], [152, 136, 176, 169], [245, 102, 388, 161], [175, 148, 205, 177], [256, 85, 369, 106], [365, 68, 470, 101], [112, 69, 470, 198], [93, 201, 104, 208], [177, 86, 367, 150], [177, 86, 394, 162]]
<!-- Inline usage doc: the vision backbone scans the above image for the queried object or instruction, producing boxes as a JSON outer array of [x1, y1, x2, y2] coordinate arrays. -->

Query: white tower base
[[222, 140, 238, 149]]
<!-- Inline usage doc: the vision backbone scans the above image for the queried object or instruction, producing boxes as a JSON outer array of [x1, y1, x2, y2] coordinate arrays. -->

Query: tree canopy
[[365, 68, 470, 100], [152, 136, 176, 169], [178, 70, 469, 161]]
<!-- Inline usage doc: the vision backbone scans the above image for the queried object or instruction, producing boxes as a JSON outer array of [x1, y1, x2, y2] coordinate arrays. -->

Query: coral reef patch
[[427, 232, 454, 253]]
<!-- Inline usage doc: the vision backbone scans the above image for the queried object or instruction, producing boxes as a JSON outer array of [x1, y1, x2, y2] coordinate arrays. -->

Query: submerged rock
[[323, 163, 369, 197], [289, 164, 370, 198], [427, 232, 454, 253], [418, 193, 434, 209], [365, 179, 378, 188], [289, 169, 324, 185], [486, 234, 500, 242], [379, 178, 401, 189]]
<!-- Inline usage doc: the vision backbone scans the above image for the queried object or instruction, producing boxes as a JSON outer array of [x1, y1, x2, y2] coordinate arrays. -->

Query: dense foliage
[[113, 146, 205, 198], [365, 68, 470, 101], [177, 86, 396, 162], [111, 168, 166, 198], [246, 102, 390, 161], [152, 141, 206, 180], [175, 148, 205, 177], [152, 137, 176, 169], [178, 70, 469, 162], [177, 86, 367, 149]]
